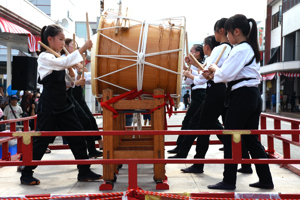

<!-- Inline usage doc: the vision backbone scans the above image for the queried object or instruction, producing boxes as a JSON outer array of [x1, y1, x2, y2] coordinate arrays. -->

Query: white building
[[261, 0, 300, 113]]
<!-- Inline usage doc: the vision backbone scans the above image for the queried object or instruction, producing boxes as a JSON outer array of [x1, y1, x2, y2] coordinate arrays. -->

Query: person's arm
[[3, 106, 8, 120], [211, 50, 248, 83], [31, 104, 35, 116]]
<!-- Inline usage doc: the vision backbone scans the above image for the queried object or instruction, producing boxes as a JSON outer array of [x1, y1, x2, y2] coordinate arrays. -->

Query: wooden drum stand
[[99, 88, 168, 190]]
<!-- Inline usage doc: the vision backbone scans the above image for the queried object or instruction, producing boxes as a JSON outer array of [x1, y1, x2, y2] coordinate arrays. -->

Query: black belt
[[224, 78, 255, 107]]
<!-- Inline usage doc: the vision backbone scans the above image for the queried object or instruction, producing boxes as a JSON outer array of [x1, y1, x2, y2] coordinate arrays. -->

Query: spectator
[[183, 90, 190, 110], [271, 93, 276, 112], [0, 86, 9, 111], [290, 92, 296, 112], [4, 95, 23, 120]]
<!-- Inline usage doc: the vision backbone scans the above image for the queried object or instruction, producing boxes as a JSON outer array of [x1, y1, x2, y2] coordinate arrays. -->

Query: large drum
[[91, 14, 185, 105]]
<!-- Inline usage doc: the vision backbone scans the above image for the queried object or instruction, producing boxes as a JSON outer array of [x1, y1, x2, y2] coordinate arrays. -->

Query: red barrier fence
[[1, 112, 300, 191]]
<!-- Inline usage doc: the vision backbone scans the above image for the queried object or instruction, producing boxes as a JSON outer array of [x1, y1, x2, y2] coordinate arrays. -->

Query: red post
[[231, 138, 242, 163], [274, 119, 281, 135], [128, 162, 138, 189], [291, 122, 300, 142], [260, 115, 267, 130]]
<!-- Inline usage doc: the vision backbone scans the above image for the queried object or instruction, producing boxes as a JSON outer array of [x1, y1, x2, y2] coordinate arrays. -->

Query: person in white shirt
[[167, 44, 206, 155], [4, 95, 23, 120], [206, 14, 273, 190], [20, 24, 102, 186], [172, 19, 231, 174]]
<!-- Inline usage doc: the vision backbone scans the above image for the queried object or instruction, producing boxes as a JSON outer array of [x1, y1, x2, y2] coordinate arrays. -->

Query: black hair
[[60, 38, 77, 55], [40, 24, 63, 52], [214, 18, 227, 33], [204, 35, 220, 51], [225, 14, 260, 63], [193, 44, 205, 62]]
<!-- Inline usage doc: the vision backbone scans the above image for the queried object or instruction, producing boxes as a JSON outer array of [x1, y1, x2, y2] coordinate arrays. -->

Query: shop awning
[[278, 72, 300, 77], [0, 16, 40, 52], [262, 73, 276, 80], [262, 72, 300, 81]]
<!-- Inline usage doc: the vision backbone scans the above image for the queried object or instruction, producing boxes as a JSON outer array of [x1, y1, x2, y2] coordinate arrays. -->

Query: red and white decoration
[[278, 72, 300, 77], [262, 72, 300, 81], [262, 73, 276, 81], [0, 16, 40, 52]]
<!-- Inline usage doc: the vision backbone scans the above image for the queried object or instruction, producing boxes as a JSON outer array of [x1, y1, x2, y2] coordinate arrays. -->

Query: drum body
[[92, 15, 185, 104]]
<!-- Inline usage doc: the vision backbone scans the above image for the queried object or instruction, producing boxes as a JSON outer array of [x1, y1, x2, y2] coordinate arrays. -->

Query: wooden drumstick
[[214, 46, 227, 66], [38, 41, 60, 57], [208, 45, 227, 79], [184, 32, 190, 81], [63, 46, 69, 55], [73, 33, 76, 52], [86, 12, 91, 51], [189, 53, 204, 71]]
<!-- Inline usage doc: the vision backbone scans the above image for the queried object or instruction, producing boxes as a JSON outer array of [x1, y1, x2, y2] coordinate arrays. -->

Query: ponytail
[[247, 18, 260, 63], [40, 26, 48, 52], [225, 14, 260, 63], [40, 24, 63, 52]]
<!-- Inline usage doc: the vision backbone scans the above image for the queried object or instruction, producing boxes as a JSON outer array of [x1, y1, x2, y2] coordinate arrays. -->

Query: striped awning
[[278, 72, 300, 77], [262, 72, 300, 81], [0, 16, 40, 52], [262, 73, 276, 81]]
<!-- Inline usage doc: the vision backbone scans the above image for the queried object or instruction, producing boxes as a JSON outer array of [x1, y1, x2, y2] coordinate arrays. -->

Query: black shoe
[[168, 154, 185, 159], [237, 167, 253, 174], [20, 176, 40, 185], [167, 148, 178, 154], [88, 150, 103, 158], [45, 148, 51, 154], [249, 181, 274, 189], [78, 171, 103, 181], [181, 165, 203, 173], [17, 166, 25, 172], [219, 147, 224, 151], [208, 181, 236, 190]]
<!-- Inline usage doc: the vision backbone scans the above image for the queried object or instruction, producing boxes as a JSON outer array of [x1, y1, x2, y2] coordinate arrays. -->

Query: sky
[[73, 0, 267, 43]]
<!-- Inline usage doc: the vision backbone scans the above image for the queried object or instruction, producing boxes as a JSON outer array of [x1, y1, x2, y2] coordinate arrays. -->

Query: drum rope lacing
[[94, 16, 184, 99]]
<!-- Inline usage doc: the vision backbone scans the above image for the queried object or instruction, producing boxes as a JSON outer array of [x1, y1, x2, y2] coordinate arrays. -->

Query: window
[[283, 0, 300, 13], [272, 12, 279, 30]]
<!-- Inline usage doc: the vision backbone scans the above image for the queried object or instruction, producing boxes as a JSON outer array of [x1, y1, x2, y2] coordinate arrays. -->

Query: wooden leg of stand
[[103, 89, 115, 181], [153, 88, 165, 181], [114, 113, 124, 174]]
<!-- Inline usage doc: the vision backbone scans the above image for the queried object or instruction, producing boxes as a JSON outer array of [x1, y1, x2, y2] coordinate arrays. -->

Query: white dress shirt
[[38, 50, 83, 81], [213, 42, 261, 91]]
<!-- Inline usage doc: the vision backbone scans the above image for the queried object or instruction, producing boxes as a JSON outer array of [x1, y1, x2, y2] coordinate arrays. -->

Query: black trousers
[[177, 83, 226, 166], [22, 108, 91, 177], [67, 89, 97, 154], [222, 87, 273, 185], [175, 89, 206, 148], [73, 86, 102, 140]]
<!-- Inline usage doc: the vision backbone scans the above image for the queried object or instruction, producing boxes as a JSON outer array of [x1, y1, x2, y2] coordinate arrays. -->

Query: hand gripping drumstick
[[189, 53, 205, 71], [208, 45, 227, 79]]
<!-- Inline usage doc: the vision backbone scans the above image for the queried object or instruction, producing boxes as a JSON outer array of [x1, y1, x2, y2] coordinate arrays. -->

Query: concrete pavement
[[0, 105, 300, 196]]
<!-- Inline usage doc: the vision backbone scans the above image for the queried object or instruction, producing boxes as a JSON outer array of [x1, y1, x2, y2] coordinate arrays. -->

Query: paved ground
[[0, 104, 300, 196]]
